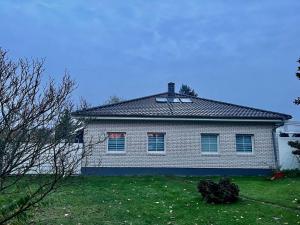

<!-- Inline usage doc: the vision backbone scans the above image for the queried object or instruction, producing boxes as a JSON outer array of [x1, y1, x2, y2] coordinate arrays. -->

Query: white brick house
[[72, 83, 292, 175]]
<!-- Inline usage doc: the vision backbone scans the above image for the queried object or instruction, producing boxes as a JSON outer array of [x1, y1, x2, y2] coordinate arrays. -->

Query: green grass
[[23, 176, 300, 225]]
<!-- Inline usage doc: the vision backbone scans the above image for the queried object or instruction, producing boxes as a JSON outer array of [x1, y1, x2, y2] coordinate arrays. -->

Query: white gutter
[[73, 116, 284, 123]]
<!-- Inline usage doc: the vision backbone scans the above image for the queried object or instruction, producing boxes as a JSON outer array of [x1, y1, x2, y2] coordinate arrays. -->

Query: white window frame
[[200, 133, 220, 155], [106, 132, 126, 154], [147, 132, 166, 155], [236, 134, 254, 154]]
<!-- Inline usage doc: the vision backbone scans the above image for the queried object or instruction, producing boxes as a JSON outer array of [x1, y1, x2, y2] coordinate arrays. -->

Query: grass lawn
[[26, 176, 300, 225]]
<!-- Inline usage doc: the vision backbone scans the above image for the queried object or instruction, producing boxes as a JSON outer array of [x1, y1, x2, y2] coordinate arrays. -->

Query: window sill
[[106, 152, 126, 155], [147, 152, 166, 156], [201, 153, 220, 156], [236, 152, 254, 156]]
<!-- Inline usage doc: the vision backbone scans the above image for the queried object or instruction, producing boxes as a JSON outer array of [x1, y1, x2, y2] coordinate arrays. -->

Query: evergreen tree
[[179, 84, 198, 97], [55, 109, 75, 142], [288, 58, 300, 159], [294, 58, 300, 105], [105, 95, 125, 104]]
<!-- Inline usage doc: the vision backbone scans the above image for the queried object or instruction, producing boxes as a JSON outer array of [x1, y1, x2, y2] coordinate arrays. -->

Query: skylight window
[[180, 98, 192, 103], [156, 97, 193, 103], [169, 98, 181, 103], [156, 98, 168, 103]]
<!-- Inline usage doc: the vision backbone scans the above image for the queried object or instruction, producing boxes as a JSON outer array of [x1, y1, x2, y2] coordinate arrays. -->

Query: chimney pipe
[[168, 82, 175, 97]]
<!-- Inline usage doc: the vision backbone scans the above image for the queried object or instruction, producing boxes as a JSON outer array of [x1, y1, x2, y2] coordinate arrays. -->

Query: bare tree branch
[[0, 48, 103, 224]]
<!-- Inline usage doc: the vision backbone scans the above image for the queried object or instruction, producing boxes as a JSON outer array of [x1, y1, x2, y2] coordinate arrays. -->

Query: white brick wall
[[83, 120, 276, 169]]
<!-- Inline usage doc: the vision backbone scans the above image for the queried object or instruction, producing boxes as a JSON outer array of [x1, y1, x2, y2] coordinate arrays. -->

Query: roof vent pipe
[[168, 82, 175, 97]]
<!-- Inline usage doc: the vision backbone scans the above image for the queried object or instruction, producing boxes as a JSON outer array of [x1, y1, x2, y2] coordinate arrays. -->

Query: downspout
[[272, 122, 285, 170]]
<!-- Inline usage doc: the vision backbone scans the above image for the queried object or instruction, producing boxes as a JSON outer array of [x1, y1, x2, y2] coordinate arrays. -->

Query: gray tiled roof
[[72, 92, 292, 120]]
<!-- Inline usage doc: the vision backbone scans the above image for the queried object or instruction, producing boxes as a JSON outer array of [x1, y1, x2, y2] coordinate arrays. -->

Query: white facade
[[277, 122, 300, 170], [23, 143, 83, 175], [83, 120, 277, 169]]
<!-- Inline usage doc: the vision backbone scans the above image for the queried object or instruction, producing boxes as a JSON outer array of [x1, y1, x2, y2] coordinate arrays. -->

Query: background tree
[[54, 108, 76, 142], [293, 58, 300, 105], [105, 95, 125, 104], [0, 48, 101, 224], [179, 84, 198, 97], [78, 96, 92, 110], [288, 58, 300, 160]]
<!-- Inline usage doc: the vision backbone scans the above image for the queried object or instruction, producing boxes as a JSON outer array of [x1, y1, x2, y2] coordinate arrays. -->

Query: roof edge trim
[[72, 115, 286, 123]]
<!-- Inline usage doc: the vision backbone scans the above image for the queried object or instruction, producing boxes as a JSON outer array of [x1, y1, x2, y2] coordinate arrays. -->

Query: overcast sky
[[0, 0, 299, 119]]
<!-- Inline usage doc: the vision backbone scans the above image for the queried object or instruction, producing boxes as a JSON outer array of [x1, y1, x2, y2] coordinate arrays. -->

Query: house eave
[[72, 115, 286, 123]]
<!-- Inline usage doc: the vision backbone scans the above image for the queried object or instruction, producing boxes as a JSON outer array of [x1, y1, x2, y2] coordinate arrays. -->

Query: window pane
[[180, 98, 192, 103], [236, 135, 253, 152], [236, 144, 245, 152], [209, 143, 218, 152], [148, 142, 156, 151], [156, 143, 165, 151], [108, 133, 125, 152], [148, 133, 165, 152], [244, 137, 252, 144], [202, 143, 210, 152], [169, 98, 180, 103], [236, 136, 243, 144], [243, 144, 253, 152], [156, 98, 168, 103], [201, 134, 218, 153]]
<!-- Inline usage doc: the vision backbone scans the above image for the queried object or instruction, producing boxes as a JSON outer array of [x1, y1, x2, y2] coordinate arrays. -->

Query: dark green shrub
[[281, 169, 300, 178], [197, 177, 239, 204]]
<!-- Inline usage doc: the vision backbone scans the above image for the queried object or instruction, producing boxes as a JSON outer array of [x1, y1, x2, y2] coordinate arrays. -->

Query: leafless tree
[[0, 48, 101, 224], [78, 96, 92, 110]]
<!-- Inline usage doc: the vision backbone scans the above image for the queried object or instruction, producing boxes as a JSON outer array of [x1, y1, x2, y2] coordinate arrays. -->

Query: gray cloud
[[0, 0, 299, 118]]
